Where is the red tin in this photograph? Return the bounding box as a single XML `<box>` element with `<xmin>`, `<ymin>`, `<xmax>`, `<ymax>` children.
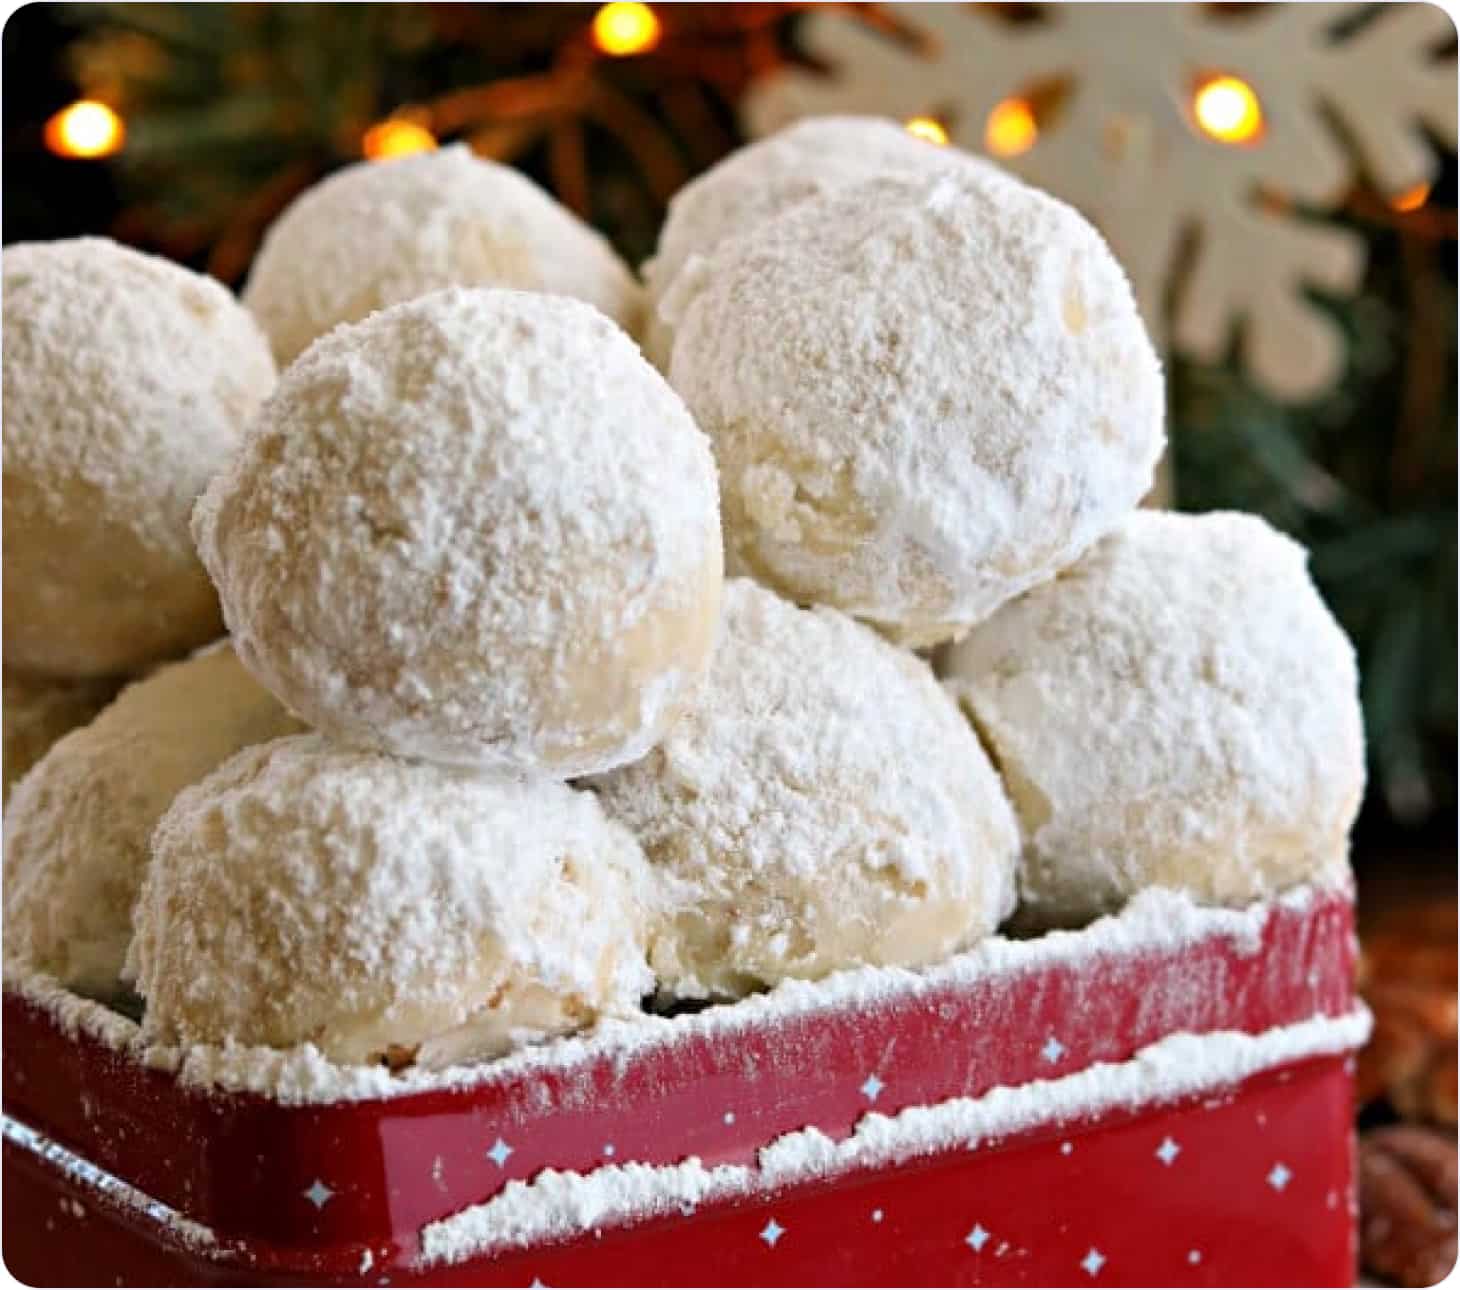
<box><xmin>3</xmin><ymin>889</ymin><xmax>1364</xmax><ymax>1287</ymax></box>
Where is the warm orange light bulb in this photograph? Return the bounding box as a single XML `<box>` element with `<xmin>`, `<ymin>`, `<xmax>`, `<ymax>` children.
<box><xmin>1193</xmin><ymin>74</ymin><xmax>1264</xmax><ymax>145</ymax></box>
<box><xmin>1389</xmin><ymin>181</ymin><xmax>1431</xmax><ymax>213</ymax></box>
<box><xmin>904</xmin><ymin>115</ymin><xmax>949</xmax><ymax>147</ymax></box>
<box><xmin>592</xmin><ymin>2</ymin><xmax>661</xmax><ymax>57</ymax></box>
<box><xmin>44</xmin><ymin>100</ymin><xmax>124</xmax><ymax>159</ymax></box>
<box><xmin>362</xmin><ymin>118</ymin><xmax>438</xmax><ymax>161</ymax></box>
<box><xmin>984</xmin><ymin>98</ymin><xmax>1037</xmax><ymax>158</ymax></box>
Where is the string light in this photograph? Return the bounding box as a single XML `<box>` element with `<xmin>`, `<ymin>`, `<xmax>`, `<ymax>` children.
<box><xmin>904</xmin><ymin>116</ymin><xmax>949</xmax><ymax>147</ymax></box>
<box><xmin>362</xmin><ymin>118</ymin><xmax>437</xmax><ymax>161</ymax></box>
<box><xmin>592</xmin><ymin>3</ymin><xmax>661</xmax><ymax>57</ymax></box>
<box><xmin>1389</xmin><ymin>181</ymin><xmax>1431</xmax><ymax>213</ymax></box>
<box><xmin>985</xmin><ymin>98</ymin><xmax>1037</xmax><ymax>158</ymax></box>
<box><xmin>1192</xmin><ymin>74</ymin><xmax>1264</xmax><ymax>145</ymax></box>
<box><xmin>44</xmin><ymin>100</ymin><xmax>124</xmax><ymax>159</ymax></box>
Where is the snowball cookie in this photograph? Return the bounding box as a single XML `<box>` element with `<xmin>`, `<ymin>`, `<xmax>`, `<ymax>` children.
<box><xmin>664</xmin><ymin>167</ymin><xmax>1165</xmax><ymax>648</ymax></box>
<box><xmin>643</xmin><ymin>115</ymin><xmax>979</xmax><ymax>367</ymax></box>
<box><xmin>196</xmin><ymin>288</ymin><xmax>722</xmax><ymax>775</ymax></box>
<box><xmin>2</xmin><ymin>645</ymin><xmax>303</xmax><ymax>998</ymax></box>
<box><xmin>243</xmin><ymin>145</ymin><xmax>642</xmax><ymax>368</ymax></box>
<box><xmin>131</xmin><ymin>735</ymin><xmax>657</xmax><ymax>1067</ymax></box>
<box><xmin>941</xmin><ymin>511</ymin><xmax>1366</xmax><ymax>928</ymax></box>
<box><xmin>591</xmin><ymin>578</ymin><xmax>1019</xmax><ymax>1000</ymax></box>
<box><xmin>3</xmin><ymin>670</ymin><xmax>120</xmax><ymax>802</ymax></box>
<box><xmin>3</xmin><ymin>239</ymin><xmax>276</xmax><ymax>677</ymax></box>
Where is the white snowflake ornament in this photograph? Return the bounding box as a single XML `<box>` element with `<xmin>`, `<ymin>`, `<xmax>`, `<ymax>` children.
<box><xmin>743</xmin><ymin>4</ymin><xmax>1455</xmax><ymax>400</ymax></box>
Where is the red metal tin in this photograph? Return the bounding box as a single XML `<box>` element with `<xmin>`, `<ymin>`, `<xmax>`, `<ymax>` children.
<box><xmin>2</xmin><ymin>890</ymin><xmax>1362</xmax><ymax>1286</ymax></box>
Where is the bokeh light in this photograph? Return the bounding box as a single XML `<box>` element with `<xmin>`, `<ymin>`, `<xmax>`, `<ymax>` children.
<box><xmin>1193</xmin><ymin>74</ymin><xmax>1264</xmax><ymax>145</ymax></box>
<box><xmin>592</xmin><ymin>3</ymin><xmax>661</xmax><ymax>57</ymax></box>
<box><xmin>44</xmin><ymin>100</ymin><xmax>124</xmax><ymax>159</ymax></box>
<box><xmin>984</xmin><ymin>98</ymin><xmax>1037</xmax><ymax>157</ymax></box>
<box><xmin>904</xmin><ymin>115</ymin><xmax>949</xmax><ymax>147</ymax></box>
<box><xmin>363</xmin><ymin>118</ymin><xmax>438</xmax><ymax>161</ymax></box>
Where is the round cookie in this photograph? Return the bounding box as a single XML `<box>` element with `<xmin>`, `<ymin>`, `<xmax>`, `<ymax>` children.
<box><xmin>244</xmin><ymin>145</ymin><xmax>642</xmax><ymax>367</ymax></box>
<box><xmin>940</xmin><ymin>511</ymin><xmax>1365</xmax><ymax>926</ymax></box>
<box><xmin>643</xmin><ymin>115</ymin><xmax>978</xmax><ymax>367</ymax></box>
<box><xmin>591</xmin><ymin>578</ymin><xmax>1019</xmax><ymax>1000</ymax></box>
<box><xmin>2</xmin><ymin>670</ymin><xmax>120</xmax><ymax>802</ymax></box>
<box><xmin>664</xmin><ymin>167</ymin><xmax>1165</xmax><ymax>647</ymax></box>
<box><xmin>131</xmin><ymin>735</ymin><xmax>657</xmax><ymax>1067</ymax></box>
<box><xmin>195</xmin><ymin>287</ymin><xmax>723</xmax><ymax>776</ymax></box>
<box><xmin>3</xmin><ymin>645</ymin><xmax>303</xmax><ymax>998</ymax></box>
<box><xmin>3</xmin><ymin>239</ymin><xmax>276</xmax><ymax>677</ymax></box>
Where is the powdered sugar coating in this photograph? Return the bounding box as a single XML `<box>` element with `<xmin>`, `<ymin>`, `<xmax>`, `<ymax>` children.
<box><xmin>131</xmin><ymin>734</ymin><xmax>658</xmax><ymax>1066</ymax></box>
<box><xmin>591</xmin><ymin>579</ymin><xmax>1018</xmax><ymax>999</ymax></box>
<box><xmin>665</xmin><ymin>167</ymin><xmax>1165</xmax><ymax>646</ymax></box>
<box><xmin>195</xmin><ymin>287</ymin><xmax>723</xmax><ymax>775</ymax></box>
<box><xmin>3</xmin><ymin>239</ymin><xmax>276</xmax><ymax>676</ymax></box>
<box><xmin>2</xmin><ymin>670</ymin><xmax>119</xmax><ymax>802</ymax></box>
<box><xmin>3</xmin><ymin>645</ymin><xmax>302</xmax><ymax>998</ymax></box>
<box><xmin>244</xmin><ymin>146</ymin><xmax>642</xmax><ymax>367</ymax></box>
<box><xmin>941</xmin><ymin>511</ymin><xmax>1365</xmax><ymax>926</ymax></box>
<box><xmin>642</xmin><ymin>116</ymin><xmax>980</xmax><ymax>366</ymax></box>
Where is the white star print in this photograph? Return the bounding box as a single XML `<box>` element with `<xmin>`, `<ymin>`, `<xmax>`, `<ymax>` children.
<box><xmin>1060</xmin><ymin>1141</ymin><xmax>1073</xmax><ymax>1155</ymax></box>
<box><xmin>965</xmin><ymin>1223</ymin><xmax>990</xmax><ymax>1252</ymax></box>
<box><xmin>723</xmin><ymin>1111</ymin><xmax>736</xmax><ymax>1125</ymax></box>
<box><xmin>760</xmin><ymin>1218</ymin><xmax>785</xmax><ymax>1247</ymax></box>
<box><xmin>1041</xmin><ymin>1036</ymin><xmax>1066</xmax><ymax>1063</ymax></box>
<box><xmin>1188</xmin><ymin>1250</ymin><xmax>1203</xmax><ymax>1265</ymax></box>
<box><xmin>603</xmin><ymin>1143</ymin><xmax>616</xmax><ymax>1157</ymax></box>
<box><xmin>302</xmin><ymin>1179</ymin><xmax>334</xmax><ymax>1210</ymax></box>
<box><xmin>1081</xmin><ymin>1247</ymin><xmax>1106</xmax><ymax>1277</ymax></box>
<box><xmin>1267</xmin><ymin>1162</ymin><xmax>1293</xmax><ymax>1191</ymax></box>
<box><xmin>860</xmin><ymin>1074</ymin><xmax>885</xmax><ymax>1102</ymax></box>
<box><xmin>871</xmin><ymin>1209</ymin><xmax>884</xmax><ymax>1223</ymax></box>
<box><xmin>1155</xmin><ymin>1137</ymin><xmax>1181</xmax><ymax>1166</ymax></box>
<box><xmin>486</xmin><ymin>1138</ymin><xmax>514</xmax><ymax>1168</ymax></box>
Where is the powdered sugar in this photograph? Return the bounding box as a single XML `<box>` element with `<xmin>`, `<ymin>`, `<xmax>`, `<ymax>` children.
<box><xmin>417</xmin><ymin>1007</ymin><xmax>1370</xmax><ymax>1265</ymax></box>
<box><xmin>663</xmin><ymin>165</ymin><xmax>1164</xmax><ymax>647</ymax></box>
<box><xmin>590</xmin><ymin>578</ymin><xmax>1018</xmax><ymax>998</ymax></box>
<box><xmin>131</xmin><ymin>734</ymin><xmax>657</xmax><ymax>1066</ymax></box>
<box><xmin>940</xmin><ymin>511</ymin><xmax>1366</xmax><ymax>926</ymax></box>
<box><xmin>3</xmin><ymin>238</ymin><xmax>275</xmax><ymax>677</ymax></box>
<box><xmin>642</xmin><ymin>115</ymin><xmax>983</xmax><ymax>366</ymax></box>
<box><xmin>5</xmin><ymin>882</ymin><xmax>1337</xmax><ymax>1105</ymax></box>
<box><xmin>195</xmin><ymin>287</ymin><xmax>722</xmax><ymax>775</ymax></box>
<box><xmin>3</xmin><ymin>644</ymin><xmax>302</xmax><ymax>998</ymax></box>
<box><xmin>244</xmin><ymin>145</ymin><xmax>642</xmax><ymax>367</ymax></box>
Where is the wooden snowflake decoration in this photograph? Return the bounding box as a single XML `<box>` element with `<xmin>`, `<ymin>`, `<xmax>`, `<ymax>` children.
<box><xmin>743</xmin><ymin>4</ymin><xmax>1455</xmax><ymax>400</ymax></box>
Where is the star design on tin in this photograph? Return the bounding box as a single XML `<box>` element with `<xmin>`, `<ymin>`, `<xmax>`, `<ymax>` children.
<box><xmin>302</xmin><ymin>1179</ymin><xmax>334</xmax><ymax>1210</ymax></box>
<box><xmin>1267</xmin><ymin>1162</ymin><xmax>1293</xmax><ymax>1191</ymax></box>
<box><xmin>1041</xmin><ymin>1035</ymin><xmax>1066</xmax><ymax>1064</ymax></box>
<box><xmin>860</xmin><ymin>1074</ymin><xmax>885</xmax><ymax>1103</ymax></box>
<box><xmin>871</xmin><ymin>1209</ymin><xmax>884</xmax><ymax>1223</ymax></box>
<box><xmin>760</xmin><ymin>1218</ymin><xmax>785</xmax><ymax>1248</ymax></box>
<box><xmin>965</xmin><ymin>1223</ymin><xmax>990</xmax><ymax>1252</ymax></box>
<box><xmin>1155</xmin><ymin>1136</ymin><xmax>1181</xmax><ymax>1166</ymax></box>
<box><xmin>1188</xmin><ymin>1250</ymin><xmax>1203</xmax><ymax>1265</ymax></box>
<box><xmin>486</xmin><ymin>1138</ymin><xmax>514</xmax><ymax>1169</ymax></box>
<box><xmin>1081</xmin><ymin>1247</ymin><xmax>1106</xmax><ymax>1277</ymax></box>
